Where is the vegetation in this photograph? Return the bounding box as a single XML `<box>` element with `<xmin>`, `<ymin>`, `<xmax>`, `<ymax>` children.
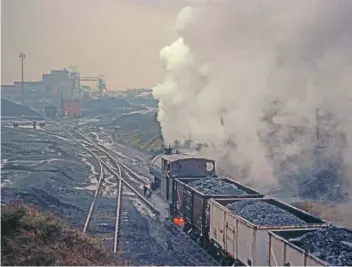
<box><xmin>1</xmin><ymin>204</ymin><xmax>124</xmax><ymax>266</ymax></box>
<box><xmin>113</xmin><ymin>113</ymin><xmax>163</xmax><ymax>153</ymax></box>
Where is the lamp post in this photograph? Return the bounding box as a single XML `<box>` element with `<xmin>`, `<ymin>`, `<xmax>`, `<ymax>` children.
<box><xmin>19</xmin><ymin>52</ymin><xmax>25</xmax><ymax>105</ymax></box>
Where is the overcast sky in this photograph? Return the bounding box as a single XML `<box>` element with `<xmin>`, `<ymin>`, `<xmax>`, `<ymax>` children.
<box><xmin>1</xmin><ymin>0</ymin><xmax>183</xmax><ymax>89</ymax></box>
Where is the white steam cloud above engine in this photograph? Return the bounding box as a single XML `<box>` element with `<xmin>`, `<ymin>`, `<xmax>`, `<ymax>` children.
<box><xmin>152</xmin><ymin>0</ymin><xmax>352</xmax><ymax>200</ymax></box>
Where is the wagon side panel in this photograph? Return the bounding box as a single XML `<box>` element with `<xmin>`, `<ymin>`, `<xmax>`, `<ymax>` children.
<box><xmin>209</xmin><ymin>201</ymin><xmax>226</xmax><ymax>248</ymax></box>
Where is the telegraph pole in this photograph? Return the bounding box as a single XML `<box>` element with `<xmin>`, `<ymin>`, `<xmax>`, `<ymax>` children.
<box><xmin>19</xmin><ymin>52</ymin><xmax>26</xmax><ymax>105</ymax></box>
<box><xmin>99</xmin><ymin>78</ymin><xmax>103</xmax><ymax>98</ymax></box>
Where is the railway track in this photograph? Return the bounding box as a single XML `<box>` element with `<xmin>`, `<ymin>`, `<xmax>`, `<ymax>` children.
<box><xmin>64</xmin><ymin>127</ymin><xmax>160</xmax><ymax>253</ymax></box>
<box><xmin>8</xmin><ymin>121</ymin><xmax>219</xmax><ymax>265</ymax></box>
<box><xmin>71</xmin><ymin>129</ymin><xmax>219</xmax><ymax>265</ymax></box>
<box><xmin>86</xmin><ymin>126</ymin><xmax>150</xmax><ymax>165</ymax></box>
<box><xmin>27</xmin><ymin>123</ymin><xmax>217</xmax><ymax>265</ymax></box>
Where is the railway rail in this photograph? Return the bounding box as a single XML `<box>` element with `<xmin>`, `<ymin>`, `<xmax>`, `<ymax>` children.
<box><xmin>9</xmin><ymin>119</ymin><xmax>350</xmax><ymax>266</ymax></box>
<box><xmin>86</xmin><ymin>126</ymin><xmax>150</xmax><ymax>166</ymax></box>
<box><xmin>64</xmin><ymin>127</ymin><xmax>160</xmax><ymax>253</ymax></box>
<box><xmin>69</xmin><ymin>129</ymin><xmax>156</xmax><ymax>206</ymax></box>
<box><xmin>74</xmin><ymin>129</ymin><xmax>219</xmax><ymax>265</ymax></box>
<box><xmin>30</xmin><ymin>123</ymin><xmax>219</xmax><ymax>265</ymax></box>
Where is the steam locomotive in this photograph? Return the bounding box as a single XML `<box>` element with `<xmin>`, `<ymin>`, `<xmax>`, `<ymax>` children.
<box><xmin>149</xmin><ymin>147</ymin><xmax>216</xmax><ymax>195</ymax></box>
<box><xmin>147</xmin><ymin>147</ymin><xmax>351</xmax><ymax>266</ymax></box>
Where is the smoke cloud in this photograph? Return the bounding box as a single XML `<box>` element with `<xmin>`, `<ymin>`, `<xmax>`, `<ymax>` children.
<box><xmin>152</xmin><ymin>0</ymin><xmax>352</xmax><ymax>201</ymax></box>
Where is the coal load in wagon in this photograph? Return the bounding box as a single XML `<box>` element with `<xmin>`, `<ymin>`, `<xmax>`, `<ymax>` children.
<box><xmin>289</xmin><ymin>227</ymin><xmax>352</xmax><ymax>266</ymax></box>
<box><xmin>226</xmin><ymin>200</ymin><xmax>307</xmax><ymax>226</ymax></box>
<box><xmin>188</xmin><ymin>178</ymin><xmax>246</xmax><ymax>196</ymax></box>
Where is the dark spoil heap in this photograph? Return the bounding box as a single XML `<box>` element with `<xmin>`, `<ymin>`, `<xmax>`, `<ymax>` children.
<box><xmin>226</xmin><ymin>199</ymin><xmax>307</xmax><ymax>226</ymax></box>
<box><xmin>289</xmin><ymin>227</ymin><xmax>352</xmax><ymax>266</ymax></box>
<box><xmin>188</xmin><ymin>178</ymin><xmax>246</xmax><ymax>196</ymax></box>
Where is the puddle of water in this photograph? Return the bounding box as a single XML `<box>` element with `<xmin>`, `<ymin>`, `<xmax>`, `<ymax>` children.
<box><xmin>74</xmin><ymin>184</ymin><xmax>97</xmax><ymax>191</ymax></box>
<box><xmin>123</xmin><ymin>191</ymin><xmax>135</xmax><ymax>197</ymax></box>
<box><xmin>81</xmin><ymin>157</ymin><xmax>98</xmax><ymax>175</ymax></box>
<box><xmin>1</xmin><ymin>179</ymin><xmax>13</xmax><ymax>187</ymax></box>
<box><xmin>1</xmin><ymin>158</ymin><xmax>8</xmax><ymax>168</ymax></box>
<box><xmin>38</xmin><ymin>158</ymin><xmax>60</xmax><ymax>164</ymax></box>
<box><xmin>20</xmin><ymin>124</ymin><xmax>42</xmax><ymax>129</ymax></box>
<box><xmin>88</xmin><ymin>174</ymin><xmax>98</xmax><ymax>184</ymax></box>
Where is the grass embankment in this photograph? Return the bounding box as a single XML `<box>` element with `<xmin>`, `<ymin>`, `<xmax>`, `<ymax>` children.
<box><xmin>1</xmin><ymin>98</ymin><xmax>42</xmax><ymax>117</ymax></box>
<box><xmin>113</xmin><ymin>113</ymin><xmax>163</xmax><ymax>153</ymax></box>
<box><xmin>1</xmin><ymin>204</ymin><xmax>125</xmax><ymax>266</ymax></box>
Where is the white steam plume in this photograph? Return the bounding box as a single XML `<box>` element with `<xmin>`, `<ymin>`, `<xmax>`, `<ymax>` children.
<box><xmin>153</xmin><ymin>0</ymin><xmax>352</xmax><ymax>201</ymax></box>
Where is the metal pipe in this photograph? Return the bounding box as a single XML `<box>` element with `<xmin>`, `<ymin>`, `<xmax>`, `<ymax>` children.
<box><xmin>19</xmin><ymin>52</ymin><xmax>25</xmax><ymax>105</ymax></box>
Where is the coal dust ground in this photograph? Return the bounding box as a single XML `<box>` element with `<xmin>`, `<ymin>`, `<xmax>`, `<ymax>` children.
<box><xmin>1</xmin><ymin>126</ymin><xmax>94</xmax><ymax>228</ymax></box>
<box><xmin>101</xmin><ymin>197</ymin><xmax>217</xmax><ymax>266</ymax></box>
<box><xmin>1</xmin><ymin>125</ymin><xmax>218</xmax><ymax>266</ymax></box>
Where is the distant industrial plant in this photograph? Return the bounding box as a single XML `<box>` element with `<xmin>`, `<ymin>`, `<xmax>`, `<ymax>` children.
<box><xmin>1</xmin><ymin>67</ymin><xmax>106</xmax><ymax>100</ymax></box>
<box><xmin>1</xmin><ymin>66</ymin><xmax>108</xmax><ymax>117</ymax></box>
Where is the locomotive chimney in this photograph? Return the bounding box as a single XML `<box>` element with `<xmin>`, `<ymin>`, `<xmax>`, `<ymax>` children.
<box><xmin>164</xmin><ymin>144</ymin><xmax>173</xmax><ymax>155</ymax></box>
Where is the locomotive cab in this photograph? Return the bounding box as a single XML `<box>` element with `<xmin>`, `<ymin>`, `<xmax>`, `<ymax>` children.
<box><xmin>151</xmin><ymin>160</ymin><xmax>170</xmax><ymax>190</ymax></box>
<box><xmin>148</xmin><ymin>148</ymin><xmax>216</xmax><ymax>202</ymax></box>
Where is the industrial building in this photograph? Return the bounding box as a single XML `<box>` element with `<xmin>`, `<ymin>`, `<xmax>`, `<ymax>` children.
<box><xmin>1</xmin><ymin>67</ymin><xmax>107</xmax><ymax>118</ymax></box>
<box><xmin>1</xmin><ymin>69</ymin><xmax>71</xmax><ymax>98</ymax></box>
<box><xmin>1</xmin><ymin>68</ymin><xmax>106</xmax><ymax>100</ymax></box>
<box><xmin>62</xmin><ymin>99</ymin><xmax>79</xmax><ymax>117</ymax></box>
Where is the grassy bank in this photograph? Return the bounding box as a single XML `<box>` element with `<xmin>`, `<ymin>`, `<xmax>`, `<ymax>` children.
<box><xmin>1</xmin><ymin>204</ymin><xmax>125</xmax><ymax>266</ymax></box>
<box><xmin>112</xmin><ymin>113</ymin><xmax>163</xmax><ymax>153</ymax></box>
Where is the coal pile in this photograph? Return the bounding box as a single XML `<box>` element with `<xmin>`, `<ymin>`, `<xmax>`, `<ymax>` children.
<box><xmin>226</xmin><ymin>200</ymin><xmax>307</xmax><ymax>226</ymax></box>
<box><xmin>290</xmin><ymin>227</ymin><xmax>352</xmax><ymax>266</ymax></box>
<box><xmin>188</xmin><ymin>178</ymin><xmax>246</xmax><ymax>196</ymax></box>
<box><xmin>1</xmin><ymin>98</ymin><xmax>42</xmax><ymax>117</ymax></box>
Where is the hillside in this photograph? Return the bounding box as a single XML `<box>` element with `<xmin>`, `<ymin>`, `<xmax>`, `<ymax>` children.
<box><xmin>79</xmin><ymin>98</ymin><xmax>131</xmax><ymax>115</ymax></box>
<box><xmin>1</xmin><ymin>98</ymin><xmax>43</xmax><ymax>117</ymax></box>
<box><xmin>1</xmin><ymin>204</ymin><xmax>125</xmax><ymax>266</ymax></box>
<box><xmin>112</xmin><ymin>113</ymin><xmax>163</xmax><ymax>153</ymax></box>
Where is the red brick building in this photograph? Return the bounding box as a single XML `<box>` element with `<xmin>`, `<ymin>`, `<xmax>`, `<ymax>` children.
<box><xmin>62</xmin><ymin>99</ymin><xmax>79</xmax><ymax>117</ymax></box>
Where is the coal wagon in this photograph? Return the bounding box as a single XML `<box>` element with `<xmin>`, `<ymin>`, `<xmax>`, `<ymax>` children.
<box><xmin>173</xmin><ymin>177</ymin><xmax>264</xmax><ymax>244</ymax></box>
<box><xmin>209</xmin><ymin>198</ymin><xmax>330</xmax><ymax>266</ymax></box>
<box><xmin>268</xmin><ymin>227</ymin><xmax>352</xmax><ymax>266</ymax></box>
